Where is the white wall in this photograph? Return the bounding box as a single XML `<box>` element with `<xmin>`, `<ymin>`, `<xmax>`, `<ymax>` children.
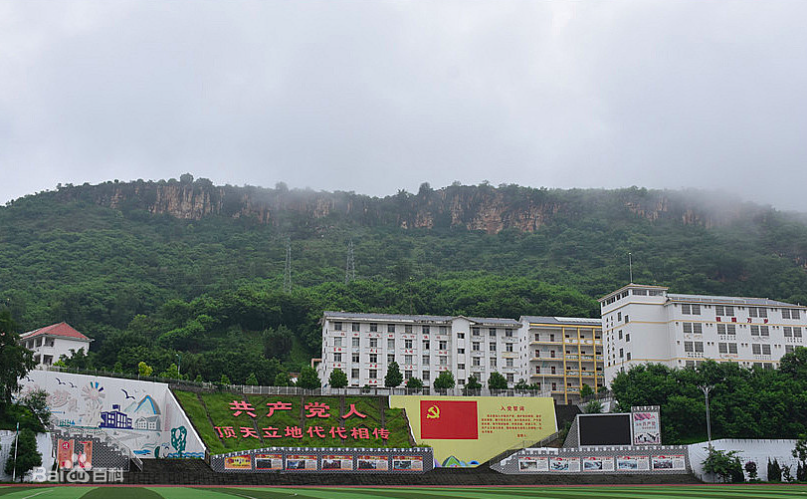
<box><xmin>688</xmin><ymin>439</ymin><xmax>800</xmax><ymax>481</ymax></box>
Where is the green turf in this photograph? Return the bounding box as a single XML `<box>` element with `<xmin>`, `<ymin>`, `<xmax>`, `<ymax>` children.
<box><xmin>0</xmin><ymin>485</ymin><xmax>806</xmax><ymax>499</ymax></box>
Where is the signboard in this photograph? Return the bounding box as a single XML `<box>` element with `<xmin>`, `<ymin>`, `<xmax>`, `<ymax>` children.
<box><xmin>357</xmin><ymin>455</ymin><xmax>389</xmax><ymax>471</ymax></box>
<box><xmin>392</xmin><ymin>455</ymin><xmax>423</xmax><ymax>471</ymax></box>
<box><xmin>224</xmin><ymin>455</ymin><xmax>252</xmax><ymax>470</ymax></box>
<box><xmin>254</xmin><ymin>453</ymin><xmax>283</xmax><ymax>470</ymax></box>
<box><xmin>517</xmin><ymin>456</ymin><xmax>549</xmax><ymax>472</ymax></box>
<box><xmin>652</xmin><ymin>455</ymin><xmax>686</xmax><ymax>471</ymax></box>
<box><xmin>390</xmin><ymin>395</ymin><xmax>556</xmax><ymax>467</ymax></box>
<box><xmin>549</xmin><ymin>456</ymin><xmax>580</xmax><ymax>472</ymax></box>
<box><xmin>57</xmin><ymin>439</ymin><xmax>74</xmax><ymax>469</ymax></box>
<box><xmin>77</xmin><ymin>441</ymin><xmax>93</xmax><ymax>469</ymax></box>
<box><xmin>632</xmin><ymin>412</ymin><xmax>661</xmax><ymax>445</ymax></box>
<box><xmin>578</xmin><ymin>414</ymin><xmax>632</xmax><ymax>446</ymax></box>
<box><xmin>616</xmin><ymin>455</ymin><xmax>650</xmax><ymax>471</ymax></box>
<box><xmin>322</xmin><ymin>454</ymin><xmax>354</xmax><ymax>471</ymax></box>
<box><xmin>582</xmin><ymin>456</ymin><xmax>614</xmax><ymax>472</ymax></box>
<box><xmin>285</xmin><ymin>455</ymin><xmax>318</xmax><ymax>470</ymax></box>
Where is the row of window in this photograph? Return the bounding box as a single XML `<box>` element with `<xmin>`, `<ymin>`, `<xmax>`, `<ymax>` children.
<box><xmin>331</xmin><ymin>322</ymin><xmax>515</xmax><ymax>336</ymax></box>
<box><xmin>681</xmin><ymin>304</ymin><xmax>800</xmax><ymax>319</ymax></box>
<box><xmin>684</xmin><ymin>341</ymin><xmax>773</xmax><ymax>355</ymax></box>
<box><xmin>683</xmin><ymin>323</ymin><xmax>801</xmax><ymax>338</ymax></box>
<box><xmin>335</xmin><ymin>352</ymin><xmax>517</xmax><ymax>368</ymax></box>
<box><xmin>332</xmin><ymin>336</ymin><xmax>518</xmax><ymax>352</ymax></box>
<box><xmin>351</xmin><ymin>368</ymin><xmax>516</xmax><ymax>384</ymax></box>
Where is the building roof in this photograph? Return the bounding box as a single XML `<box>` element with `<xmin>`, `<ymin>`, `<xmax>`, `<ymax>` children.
<box><xmin>522</xmin><ymin>316</ymin><xmax>602</xmax><ymax>326</ymax></box>
<box><xmin>667</xmin><ymin>293</ymin><xmax>802</xmax><ymax>308</ymax></box>
<box><xmin>322</xmin><ymin>312</ymin><xmax>521</xmax><ymax>326</ymax></box>
<box><xmin>598</xmin><ymin>283</ymin><xmax>669</xmax><ymax>302</ymax></box>
<box><xmin>19</xmin><ymin>322</ymin><xmax>92</xmax><ymax>342</ymax></box>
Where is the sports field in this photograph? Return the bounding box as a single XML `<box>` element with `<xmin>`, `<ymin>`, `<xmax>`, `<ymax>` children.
<box><xmin>2</xmin><ymin>485</ymin><xmax>807</xmax><ymax>499</ymax></box>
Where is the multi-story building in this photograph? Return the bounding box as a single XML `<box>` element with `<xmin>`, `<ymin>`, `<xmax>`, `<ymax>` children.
<box><xmin>519</xmin><ymin>316</ymin><xmax>604</xmax><ymax>404</ymax></box>
<box><xmin>19</xmin><ymin>322</ymin><xmax>92</xmax><ymax>367</ymax></box>
<box><xmin>599</xmin><ymin>283</ymin><xmax>807</xmax><ymax>384</ymax></box>
<box><xmin>318</xmin><ymin>312</ymin><xmax>522</xmax><ymax>389</ymax></box>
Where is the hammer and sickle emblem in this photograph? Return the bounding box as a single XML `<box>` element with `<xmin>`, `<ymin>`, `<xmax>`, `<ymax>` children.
<box><xmin>426</xmin><ymin>405</ymin><xmax>440</xmax><ymax>419</ymax></box>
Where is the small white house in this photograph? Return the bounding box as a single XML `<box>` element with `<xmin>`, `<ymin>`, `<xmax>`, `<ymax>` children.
<box><xmin>19</xmin><ymin>322</ymin><xmax>92</xmax><ymax>366</ymax></box>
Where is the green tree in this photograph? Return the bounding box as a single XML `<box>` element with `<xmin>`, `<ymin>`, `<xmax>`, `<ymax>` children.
<box><xmin>329</xmin><ymin>368</ymin><xmax>348</xmax><ymax>388</ymax></box>
<box><xmin>0</xmin><ymin>311</ymin><xmax>35</xmax><ymax>408</ymax></box>
<box><xmin>584</xmin><ymin>400</ymin><xmax>603</xmax><ymax>414</ymax></box>
<box><xmin>384</xmin><ymin>361</ymin><xmax>403</xmax><ymax>388</ymax></box>
<box><xmin>405</xmin><ymin>377</ymin><xmax>423</xmax><ymax>390</ymax></box>
<box><xmin>194</xmin><ymin>374</ymin><xmax>203</xmax><ymax>383</ymax></box>
<box><xmin>433</xmin><ymin>370</ymin><xmax>455</xmax><ymax>390</ymax></box>
<box><xmin>466</xmin><ymin>375</ymin><xmax>482</xmax><ymax>391</ymax></box>
<box><xmin>20</xmin><ymin>389</ymin><xmax>51</xmax><ymax>427</ymax></box>
<box><xmin>702</xmin><ymin>449</ymin><xmax>744</xmax><ymax>483</ymax></box>
<box><xmin>768</xmin><ymin>458</ymin><xmax>782</xmax><ymax>482</ymax></box>
<box><xmin>488</xmin><ymin>371</ymin><xmax>508</xmax><ymax>390</ymax></box>
<box><xmin>274</xmin><ymin>371</ymin><xmax>292</xmax><ymax>386</ymax></box>
<box><xmin>297</xmin><ymin>366</ymin><xmax>321</xmax><ymax>389</ymax></box>
<box><xmin>263</xmin><ymin>326</ymin><xmax>294</xmax><ymax>360</ymax></box>
<box><xmin>220</xmin><ymin>374</ymin><xmax>231</xmax><ymax>384</ymax></box>
<box><xmin>138</xmin><ymin>361</ymin><xmax>153</xmax><ymax>377</ymax></box>
<box><xmin>245</xmin><ymin>372</ymin><xmax>259</xmax><ymax>386</ymax></box>
<box><xmin>579</xmin><ymin>384</ymin><xmax>595</xmax><ymax>400</ymax></box>
<box><xmin>4</xmin><ymin>428</ymin><xmax>42</xmax><ymax>481</ymax></box>
<box><xmin>159</xmin><ymin>363</ymin><xmax>181</xmax><ymax>380</ymax></box>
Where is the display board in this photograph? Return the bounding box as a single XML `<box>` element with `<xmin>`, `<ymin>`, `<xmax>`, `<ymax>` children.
<box><xmin>390</xmin><ymin>395</ymin><xmax>556</xmax><ymax>467</ymax></box>
<box><xmin>578</xmin><ymin>414</ymin><xmax>632</xmax><ymax>446</ymax></box>
<box><xmin>632</xmin><ymin>411</ymin><xmax>661</xmax><ymax>445</ymax></box>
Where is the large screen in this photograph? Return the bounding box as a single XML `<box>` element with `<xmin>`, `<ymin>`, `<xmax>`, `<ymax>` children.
<box><xmin>578</xmin><ymin>414</ymin><xmax>632</xmax><ymax>446</ymax></box>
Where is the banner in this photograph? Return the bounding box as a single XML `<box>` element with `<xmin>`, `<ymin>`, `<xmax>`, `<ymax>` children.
<box><xmin>392</xmin><ymin>455</ymin><xmax>423</xmax><ymax>471</ymax></box>
<box><xmin>518</xmin><ymin>456</ymin><xmax>549</xmax><ymax>472</ymax></box>
<box><xmin>582</xmin><ymin>456</ymin><xmax>614</xmax><ymax>472</ymax></box>
<box><xmin>616</xmin><ymin>455</ymin><xmax>650</xmax><ymax>471</ymax></box>
<box><xmin>549</xmin><ymin>457</ymin><xmax>580</xmax><ymax>472</ymax></box>
<box><xmin>224</xmin><ymin>454</ymin><xmax>252</xmax><ymax>470</ymax></box>
<box><xmin>57</xmin><ymin>439</ymin><xmax>74</xmax><ymax>469</ymax></box>
<box><xmin>77</xmin><ymin>441</ymin><xmax>93</xmax><ymax>469</ymax></box>
<box><xmin>632</xmin><ymin>412</ymin><xmax>661</xmax><ymax>445</ymax></box>
<box><xmin>357</xmin><ymin>455</ymin><xmax>389</xmax><ymax>471</ymax></box>
<box><xmin>390</xmin><ymin>395</ymin><xmax>556</xmax><ymax>467</ymax></box>
<box><xmin>652</xmin><ymin>455</ymin><xmax>686</xmax><ymax>471</ymax></box>
<box><xmin>285</xmin><ymin>455</ymin><xmax>317</xmax><ymax>470</ymax></box>
<box><xmin>254</xmin><ymin>453</ymin><xmax>283</xmax><ymax>471</ymax></box>
<box><xmin>322</xmin><ymin>454</ymin><xmax>353</xmax><ymax>471</ymax></box>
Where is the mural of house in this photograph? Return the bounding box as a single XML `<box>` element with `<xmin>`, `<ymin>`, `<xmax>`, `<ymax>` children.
<box><xmin>127</xmin><ymin>395</ymin><xmax>162</xmax><ymax>431</ymax></box>
<box><xmin>100</xmin><ymin>404</ymin><xmax>133</xmax><ymax>429</ymax></box>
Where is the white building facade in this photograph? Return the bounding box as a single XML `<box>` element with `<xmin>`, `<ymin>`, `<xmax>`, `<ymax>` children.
<box><xmin>599</xmin><ymin>284</ymin><xmax>807</xmax><ymax>385</ymax></box>
<box><xmin>318</xmin><ymin>312</ymin><xmax>523</xmax><ymax>390</ymax></box>
<box><xmin>19</xmin><ymin>322</ymin><xmax>92</xmax><ymax>367</ymax></box>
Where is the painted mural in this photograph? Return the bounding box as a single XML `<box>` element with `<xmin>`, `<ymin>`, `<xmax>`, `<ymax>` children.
<box><xmin>20</xmin><ymin>370</ymin><xmax>206</xmax><ymax>459</ymax></box>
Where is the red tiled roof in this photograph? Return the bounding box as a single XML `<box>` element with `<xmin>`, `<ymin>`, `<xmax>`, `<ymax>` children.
<box><xmin>20</xmin><ymin>322</ymin><xmax>91</xmax><ymax>341</ymax></box>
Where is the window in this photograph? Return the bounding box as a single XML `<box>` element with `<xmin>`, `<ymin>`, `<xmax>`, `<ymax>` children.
<box><xmin>405</xmin><ymin>339</ymin><xmax>413</xmax><ymax>349</ymax></box>
<box><xmin>369</xmin><ymin>354</ymin><xmax>378</xmax><ymax>363</ymax></box>
<box><xmin>506</xmin><ymin>343</ymin><xmax>514</xmax><ymax>352</ymax></box>
<box><xmin>618</xmin><ymin>312</ymin><xmax>622</xmax><ymax>321</ymax></box>
<box><xmin>795</xmin><ymin>327</ymin><xmax>803</xmax><ymax>338</ymax></box>
<box><xmin>490</xmin><ymin>342</ymin><xmax>497</xmax><ymax>352</ymax></box>
<box><xmin>619</xmin><ymin>330</ymin><xmax>623</xmax><ymax>339</ymax></box>
<box><xmin>490</xmin><ymin>358</ymin><xmax>497</xmax><ymax>367</ymax></box>
<box><xmin>352</xmin><ymin>337</ymin><xmax>360</xmax><ymax>348</ymax></box>
<box><xmin>749</xmin><ymin>307</ymin><xmax>757</xmax><ymax>318</ymax></box>
<box><xmin>783</xmin><ymin>309</ymin><xmax>791</xmax><ymax>319</ymax></box>
<box><xmin>388</xmin><ymin>324</ymin><xmax>396</xmax><ymax>333</ymax></box>
<box><xmin>405</xmin><ymin>324</ymin><xmax>412</xmax><ymax>333</ymax></box>
<box><xmin>626</xmin><ymin>334</ymin><xmax>631</xmax><ymax>342</ymax></box>
<box><xmin>458</xmin><ymin>363</ymin><xmax>465</xmax><ymax>370</ymax></box>
<box><xmin>682</xmin><ymin>304</ymin><xmax>690</xmax><ymax>314</ymax></box>
<box><xmin>686</xmin><ymin>360</ymin><xmax>695</xmax><ymax>368</ymax></box>
<box><xmin>422</xmin><ymin>371</ymin><xmax>430</xmax><ymax>381</ymax></box>
<box><xmin>458</xmin><ymin>378</ymin><xmax>465</xmax><ymax>386</ymax></box>
<box><xmin>369</xmin><ymin>369</ymin><xmax>377</xmax><ymax>379</ymax></box>
<box><xmin>506</xmin><ymin>358</ymin><xmax>514</xmax><ymax>367</ymax></box>
<box><xmin>793</xmin><ymin>310</ymin><xmax>801</xmax><ymax>320</ymax></box>
<box><xmin>761</xmin><ymin>326</ymin><xmax>770</xmax><ymax>337</ymax></box>
<box><xmin>694</xmin><ymin>323</ymin><xmax>703</xmax><ymax>334</ymax></box>
<box><xmin>473</xmin><ymin>357</ymin><xmax>481</xmax><ymax>366</ymax></box>
<box><xmin>405</xmin><ymin>355</ymin><xmax>413</xmax><ymax>364</ymax></box>
<box><xmin>719</xmin><ymin>343</ymin><xmax>728</xmax><ymax>354</ymax></box>
<box><xmin>752</xmin><ymin>344</ymin><xmax>761</xmax><ymax>355</ymax></box>
<box><xmin>334</xmin><ymin>337</ymin><xmax>342</xmax><ymax>347</ymax></box>
<box><xmin>625</xmin><ymin>315</ymin><xmax>630</xmax><ymax>323</ymax></box>
<box><xmin>472</xmin><ymin>327</ymin><xmax>480</xmax><ymax>336</ymax></box>
<box><xmin>422</xmin><ymin>355</ymin><xmax>430</xmax><ymax>365</ymax></box>
<box><xmin>715</xmin><ymin>305</ymin><xmax>735</xmax><ymax>316</ymax></box>
<box><xmin>489</xmin><ymin>328</ymin><xmax>497</xmax><ymax>337</ymax></box>
<box><xmin>423</xmin><ymin>340</ymin><xmax>430</xmax><ymax>350</ymax></box>
<box><xmin>684</xmin><ymin>342</ymin><xmax>694</xmax><ymax>352</ymax></box>
<box><xmin>727</xmin><ymin>324</ymin><xmax>736</xmax><ymax>335</ymax></box>
<box><xmin>472</xmin><ymin>342</ymin><xmax>480</xmax><ymax>351</ymax></box>
<box><xmin>619</xmin><ymin>348</ymin><xmax>624</xmax><ymax>357</ymax></box>
<box><xmin>369</xmin><ymin>338</ymin><xmax>378</xmax><ymax>348</ymax></box>
<box><xmin>439</xmin><ymin>326</ymin><xmax>448</xmax><ymax>334</ymax></box>
<box><xmin>439</xmin><ymin>340</ymin><xmax>447</xmax><ymax>350</ymax></box>
<box><xmin>763</xmin><ymin>344</ymin><xmax>771</xmax><ymax>355</ymax></box>
<box><xmin>351</xmin><ymin>368</ymin><xmax>359</xmax><ymax>378</ymax></box>
<box><xmin>694</xmin><ymin>342</ymin><xmax>704</xmax><ymax>353</ymax></box>
<box><xmin>388</xmin><ymin>354</ymin><xmax>395</xmax><ymax>364</ymax></box>
<box><xmin>729</xmin><ymin>343</ymin><xmax>737</xmax><ymax>354</ymax></box>
<box><xmin>388</xmin><ymin>339</ymin><xmax>395</xmax><ymax>349</ymax></box>
<box><xmin>633</xmin><ymin>288</ymin><xmax>647</xmax><ymax>296</ymax></box>
<box><xmin>786</xmin><ymin>345</ymin><xmax>795</xmax><ymax>354</ymax></box>
<box><xmin>458</xmin><ymin>348</ymin><xmax>465</xmax><ymax>354</ymax></box>
<box><xmin>352</xmin><ymin>353</ymin><xmax>360</xmax><ymax>363</ymax></box>
<box><xmin>422</xmin><ymin>325</ymin><xmax>430</xmax><ymax>334</ymax></box>
<box><xmin>626</xmin><ymin>352</ymin><xmax>632</xmax><ymax>361</ymax></box>
<box><xmin>785</xmin><ymin>327</ymin><xmax>793</xmax><ymax>337</ymax></box>
<box><xmin>439</xmin><ymin>356</ymin><xmax>448</xmax><ymax>365</ymax></box>
<box><xmin>505</xmin><ymin>329</ymin><xmax>513</xmax><ymax>337</ymax></box>
<box><xmin>370</xmin><ymin>323</ymin><xmax>378</xmax><ymax>332</ymax></box>
<box><xmin>405</xmin><ymin>370</ymin><xmax>412</xmax><ymax>380</ymax></box>
<box><xmin>506</xmin><ymin>373</ymin><xmax>514</xmax><ymax>383</ymax></box>
<box><xmin>751</xmin><ymin>326</ymin><xmax>760</xmax><ymax>336</ymax></box>
<box><xmin>334</xmin><ymin>322</ymin><xmax>343</xmax><ymax>331</ymax></box>
<box><xmin>334</xmin><ymin>353</ymin><xmax>342</xmax><ymax>362</ymax></box>
<box><xmin>457</xmin><ymin>332</ymin><xmax>465</xmax><ymax>339</ymax></box>
<box><xmin>352</xmin><ymin>322</ymin><xmax>360</xmax><ymax>332</ymax></box>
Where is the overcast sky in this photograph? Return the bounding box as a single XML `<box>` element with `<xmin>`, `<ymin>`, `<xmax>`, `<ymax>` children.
<box><xmin>1</xmin><ymin>1</ymin><xmax>806</xmax><ymax>210</ymax></box>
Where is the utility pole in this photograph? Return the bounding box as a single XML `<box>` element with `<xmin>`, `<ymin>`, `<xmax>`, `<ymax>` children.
<box><xmin>283</xmin><ymin>238</ymin><xmax>292</xmax><ymax>293</ymax></box>
<box><xmin>12</xmin><ymin>421</ymin><xmax>19</xmax><ymax>482</ymax></box>
<box><xmin>345</xmin><ymin>240</ymin><xmax>356</xmax><ymax>284</ymax></box>
<box><xmin>699</xmin><ymin>384</ymin><xmax>714</xmax><ymax>452</ymax></box>
<box><xmin>628</xmin><ymin>252</ymin><xmax>633</xmax><ymax>283</ymax></box>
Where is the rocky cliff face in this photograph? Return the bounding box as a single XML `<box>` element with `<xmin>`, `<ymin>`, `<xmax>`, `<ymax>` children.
<box><xmin>51</xmin><ymin>179</ymin><xmax>752</xmax><ymax>234</ymax></box>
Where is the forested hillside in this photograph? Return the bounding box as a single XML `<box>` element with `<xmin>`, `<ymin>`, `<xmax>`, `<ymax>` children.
<box><xmin>2</xmin><ymin>177</ymin><xmax>807</xmax><ymax>382</ymax></box>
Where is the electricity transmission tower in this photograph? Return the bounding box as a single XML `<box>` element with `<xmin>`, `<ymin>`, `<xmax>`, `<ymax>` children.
<box><xmin>345</xmin><ymin>240</ymin><xmax>356</xmax><ymax>284</ymax></box>
<box><xmin>283</xmin><ymin>238</ymin><xmax>292</xmax><ymax>293</ymax></box>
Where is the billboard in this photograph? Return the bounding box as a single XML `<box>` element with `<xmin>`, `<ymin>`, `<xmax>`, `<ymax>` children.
<box><xmin>582</xmin><ymin>456</ymin><xmax>614</xmax><ymax>472</ymax></box>
<box><xmin>224</xmin><ymin>455</ymin><xmax>252</xmax><ymax>470</ymax></box>
<box><xmin>616</xmin><ymin>455</ymin><xmax>650</xmax><ymax>471</ymax></box>
<box><xmin>254</xmin><ymin>454</ymin><xmax>283</xmax><ymax>470</ymax></box>
<box><xmin>390</xmin><ymin>395</ymin><xmax>556</xmax><ymax>467</ymax></box>
<box><xmin>652</xmin><ymin>455</ymin><xmax>686</xmax><ymax>471</ymax></box>
<box><xmin>632</xmin><ymin>411</ymin><xmax>661</xmax><ymax>445</ymax></box>
<box><xmin>518</xmin><ymin>456</ymin><xmax>549</xmax><ymax>472</ymax></box>
<box><xmin>578</xmin><ymin>414</ymin><xmax>632</xmax><ymax>446</ymax></box>
<box><xmin>322</xmin><ymin>455</ymin><xmax>353</xmax><ymax>471</ymax></box>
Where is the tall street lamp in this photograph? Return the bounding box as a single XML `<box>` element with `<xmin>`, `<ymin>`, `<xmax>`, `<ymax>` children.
<box><xmin>698</xmin><ymin>384</ymin><xmax>714</xmax><ymax>451</ymax></box>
